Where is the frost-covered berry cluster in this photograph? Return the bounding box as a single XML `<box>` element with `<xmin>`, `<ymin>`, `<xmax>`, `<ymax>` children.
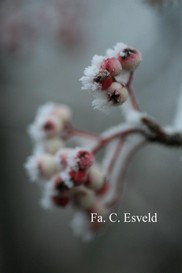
<box><xmin>80</xmin><ymin>43</ymin><xmax>141</xmax><ymax>111</ymax></box>
<box><xmin>26</xmin><ymin>42</ymin><xmax>182</xmax><ymax>240</ymax></box>
<box><xmin>26</xmin><ymin>102</ymin><xmax>111</xmax><ymax>240</ymax></box>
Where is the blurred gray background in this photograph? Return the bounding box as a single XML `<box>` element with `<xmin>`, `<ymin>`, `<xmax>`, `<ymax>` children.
<box><xmin>1</xmin><ymin>0</ymin><xmax>182</xmax><ymax>272</ymax></box>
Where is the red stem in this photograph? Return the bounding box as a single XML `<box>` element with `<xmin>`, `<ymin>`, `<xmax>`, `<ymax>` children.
<box><xmin>106</xmin><ymin>138</ymin><xmax>145</xmax><ymax>210</ymax></box>
<box><xmin>126</xmin><ymin>72</ymin><xmax>140</xmax><ymax>111</ymax></box>
<box><xmin>64</xmin><ymin>125</ymin><xmax>99</xmax><ymax>140</ymax></box>
<box><xmin>107</xmin><ymin>138</ymin><xmax>124</xmax><ymax>175</ymax></box>
<box><xmin>72</xmin><ymin>127</ymin><xmax>99</xmax><ymax>139</ymax></box>
<box><xmin>92</xmin><ymin>128</ymin><xmax>144</xmax><ymax>154</ymax></box>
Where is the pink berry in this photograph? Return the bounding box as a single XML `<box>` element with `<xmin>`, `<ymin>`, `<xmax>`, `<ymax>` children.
<box><xmin>76</xmin><ymin>150</ymin><xmax>94</xmax><ymax>170</ymax></box>
<box><xmin>107</xmin><ymin>82</ymin><xmax>128</xmax><ymax>105</ymax></box>
<box><xmin>94</xmin><ymin>70</ymin><xmax>112</xmax><ymax>90</ymax></box>
<box><xmin>69</xmin><ymin>170</ymin><xmax>87</xmax><ymax>185</ymax></box>
<box><xmin>101</xmin><ymin>57</ymin><xmax>122</xmax><ymax>77</ymax></box>
<box><xmin>119</xmin><ymin>48</ymin><xmax>142</xmax><ymax>71</ymax></box>
<box><xmin>101</xmin><ymin>76</ymin><xmax>113</xmax><ymax>90</ymax></box>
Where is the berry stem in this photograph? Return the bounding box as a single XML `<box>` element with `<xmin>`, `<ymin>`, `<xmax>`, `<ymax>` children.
<box><xmin>107</xmin><ymin>138</ymin><xmax>124</xmax><ymax>176</ymax></box>
<box><xmin>126</xmin><ymin>72</ymin><xmax>140</xmax><ymax>111</ymax></box>
<box><xmin>63</xmin><ymin>124</ymin><xmax>100</xmax><ymax>140</ymax></box>
<box><xmin>105</xmin><ymin>136</ymin><xmax>145</xmax><ymax>210</ymax></box>
<box><xmin>92</xmin><ymin>128</ymin><xmax>144</xmax><ymax>154</ymax></box>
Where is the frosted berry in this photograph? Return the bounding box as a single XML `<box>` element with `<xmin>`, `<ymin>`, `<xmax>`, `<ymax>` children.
<box><xmin>101</xmin><ymin>57</ymin><xmax>122</xmax><ymax>77</ymax></box>
<box><xmin>76</xmin><ymin>150</ymin><xmax>94</xmax><ymax>170</ymax></box>
<box><xmin>119</xmin><ymin>48</ymin><xmax>141</xmax><ymax>71</ymax></box>
<box><xmin>94</xmin><ymin>70</ymin><xmax>112</xmax><ymax>90</ymax></box>
<box><xmin>69</xmin><ymin>170</ymin><xmax>87</xmax><ymax>186</ymax></box>
<box><xmin>75</xmin><ymin>190</ymin><xmax>95</xmax><ymax>210</ymax></box>
<box><xmin>38</xmin><ymin>154</ymin><xmax>59</xmax><ymax>178</ymax></box>
<box><xmin>107</xmin><ymin>82</ymin><xmax>128</xmax><ymax>105</ymax></box>
<box><xmin>43</xmin><ymin>138</ymin><xmax>64</xmax><ymax>154</ymax></box>
<box><xmin>86</xmin><ymin>165</ymin><xmax>105</xmax><ymax>191</ymax></box>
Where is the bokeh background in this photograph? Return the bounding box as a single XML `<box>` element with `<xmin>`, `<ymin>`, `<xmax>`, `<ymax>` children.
<box><xmin>1</xmin><ymin>0</ymin><xmax>182</xmax><ymax>272</ymax></box>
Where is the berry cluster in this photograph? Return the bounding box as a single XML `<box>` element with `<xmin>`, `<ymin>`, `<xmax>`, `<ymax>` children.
<box><xmin>26</xmin><ymin>43</ymin><xmax>144</xmax><ymax>240</ymax></box>
<box><xmin>25</xmin><ymin>102</ymin><xmax>108</xmax><ymax>232</ymax></box>
<box><xmin>80</xmin><ymin>43</ymin><xmax>141</xmax><ymax>111</ymax></box>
